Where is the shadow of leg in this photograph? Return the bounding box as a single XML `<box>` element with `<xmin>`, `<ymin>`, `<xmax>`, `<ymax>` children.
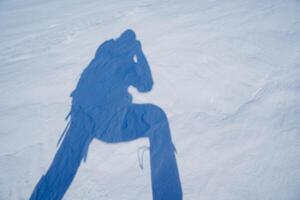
<box><xmin>131</xmin><ymin>104</ymin><xmax>182</xmax><ymax>200</ymax></box>
<box><xmin>93</xmin><ymin>103</ymin><xmax>183</xmax><ymax>200</ymax></box>
<box><xmin>30</xmin><ymin>111</ymin><xmax>94</xmax><ymax>200</ymax></box>
<box><xmin>149</xmin><ymin>121</ymin><xmax>182</xmax><ymax>200</ymax></box>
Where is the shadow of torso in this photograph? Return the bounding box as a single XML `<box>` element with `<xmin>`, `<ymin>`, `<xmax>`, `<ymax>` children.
<box><xmin>72</xmin><ymin>39</ymin><xmax>135</xmax><ymax>110</ymax></box>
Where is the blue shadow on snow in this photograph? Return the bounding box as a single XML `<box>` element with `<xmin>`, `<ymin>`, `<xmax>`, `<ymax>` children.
<box><xmin>30</xmin><ymin>29</ymin><xmax>182</xmax><ymax>200</ymax></box>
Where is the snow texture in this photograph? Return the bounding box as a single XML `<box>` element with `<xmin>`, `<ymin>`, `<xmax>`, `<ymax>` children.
<box><xmin>1</xmin><ymin>0</ymin><xmax>300</xmax><ymax>199</ymax></box>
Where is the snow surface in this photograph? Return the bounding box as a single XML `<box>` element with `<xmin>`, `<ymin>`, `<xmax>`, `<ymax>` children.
<box><xmin>1</xmin><ymin>0</ymin><xmax>300</xmax><ymax>199</ymax></box>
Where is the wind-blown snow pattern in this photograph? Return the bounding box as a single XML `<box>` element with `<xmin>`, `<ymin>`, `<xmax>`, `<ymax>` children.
<box><xmin>0</xmin><ymin>0</ymin><xmax>300</xmax><ymax>200</ymax></box>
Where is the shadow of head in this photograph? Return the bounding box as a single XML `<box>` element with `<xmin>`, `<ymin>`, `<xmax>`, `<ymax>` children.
<box><xmin>118</xmin><ymin>29</ymin><xmax>136</xmax><ymax>43</ymax></box>
<box><xmin>72</xmin><ymin>29</ymin><xmax>153</xmax><ymax>108</ymax></box>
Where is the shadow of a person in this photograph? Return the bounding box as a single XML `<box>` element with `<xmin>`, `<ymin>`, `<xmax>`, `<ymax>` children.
<box><xmin>30</xmin><ymin>29</ymin><xmax>182</xmax><ymax>200</ymax></box>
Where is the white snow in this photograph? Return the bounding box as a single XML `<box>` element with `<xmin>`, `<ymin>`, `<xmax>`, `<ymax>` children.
<box><xmin>1</xmin><ymin>0</ymin><xmax>300</xmax><ymax>199</ymax></box>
